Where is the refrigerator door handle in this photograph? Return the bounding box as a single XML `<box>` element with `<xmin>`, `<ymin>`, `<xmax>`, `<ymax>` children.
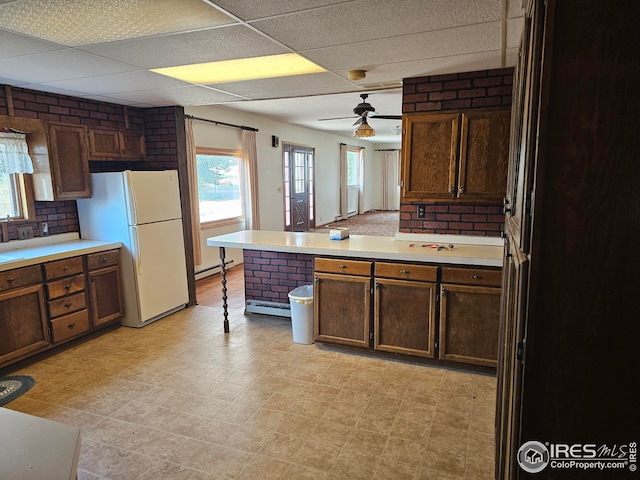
<box><xmin>132</xmin><ymin>225</ymin><xmax>142</xmax><ymax>275</ymax></box>
<box><xmin>125</xmin><ymin>170</ymin><xmax>138</xmax><ymax>225</ymax></box>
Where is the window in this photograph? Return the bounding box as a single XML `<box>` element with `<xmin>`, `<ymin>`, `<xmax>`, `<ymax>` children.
<box><xmin>0</xmin><ymin>174</ymin><xmax>22</xmax><ymax>219</ymax></box>
<box><xmin>195</xmin><ymin>147</ymin><xmax>244</xmax><ymax>225</ymax></box>
<box><xmin>347</xmin><ymin>148</ymin><xmax>360</xmax><ymax>187</ymax></box>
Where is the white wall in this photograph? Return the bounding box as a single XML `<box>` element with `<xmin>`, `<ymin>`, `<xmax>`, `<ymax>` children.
<box><xmin>186</xmin><ymin>105</ymin><xmax>401</xmax><ymax>277</ymax></box>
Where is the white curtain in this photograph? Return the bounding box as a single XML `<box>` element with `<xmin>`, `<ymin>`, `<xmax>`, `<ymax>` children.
<box><xmin>339</xmin><ymin>143</ymin><xmax>348</xmax><ymax>220</ymax></box>
<box><xmin>381</xmin><ymin>150</ymin><xmax>401</xmax><ymax>210</ymax></box>
<box><xmin>184</xmin><ymin>118</ymin><xmax>202</xmax><ymax>266</ymax></box>
<box><xmin>358</xmin><ymin>147</ymin><xmax>365</xmax><ymax>214</ymax></box>
<box><xmin>0</xmin><ymin>132</ymin><xmax>33</xmax><ymax>174</ymax></box>
<box><xmin>241</xmin><ymin>129</ymin><xmax>260</xmax><ymax>230</ymax></box>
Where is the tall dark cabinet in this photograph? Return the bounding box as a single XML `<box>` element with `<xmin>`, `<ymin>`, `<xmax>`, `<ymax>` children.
<box><xmin>496</xmin><ymin>1</ymin><xmax>640</xmax><ymax>479</ymax></box>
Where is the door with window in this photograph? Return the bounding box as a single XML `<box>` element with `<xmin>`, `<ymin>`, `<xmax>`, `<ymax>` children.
<box><xmin>283</xmin><ymin>143</ymin><xmax>315</xmax><ymax>232</ymax></box>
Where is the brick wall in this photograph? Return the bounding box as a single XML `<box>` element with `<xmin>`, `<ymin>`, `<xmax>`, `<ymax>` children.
<box><xmin>0</xmin><ymin>85</ymin><xmax>181</xmax><ymax>241</ymax></box>
<box><xmin>244</xmin><ymin>250</ymin><xmax>315</xmax><ymax>305</ymax></box>
<box><xmin>400</xmin><ymin>68</ymin><xmax>513</xmax><ymax>236</ymax></box>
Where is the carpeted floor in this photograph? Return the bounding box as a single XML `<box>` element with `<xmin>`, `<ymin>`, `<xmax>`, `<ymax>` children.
<box><xmin>315</xmin><ymin>210</ymin><xmax>399</xmax><ymax>237</ymax></box>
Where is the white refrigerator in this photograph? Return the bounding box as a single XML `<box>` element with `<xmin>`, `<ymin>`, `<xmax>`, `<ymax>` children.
<box><xmin>77</xmin><ymin>170</ymin><xmax>189</xmax><ymax>327</ymax></box>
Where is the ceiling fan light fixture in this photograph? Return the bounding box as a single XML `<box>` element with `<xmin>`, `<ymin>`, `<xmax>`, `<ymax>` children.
<box><xmin>354</xmin><ymin>117</ymin><xmax>375</xmax><ymax>138</ymax></box>
<box><xmin>348</xmin><ymin>69</ymin><xmax>367</xmax><ymax>81</ymax></box>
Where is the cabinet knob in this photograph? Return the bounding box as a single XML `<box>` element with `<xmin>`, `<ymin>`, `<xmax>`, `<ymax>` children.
<box><xmin>64</xmin><ymin>283</ymin><xmax>72</xmax><ymax>290</ymax></box>
<box><xmin>441</xmin><ymin>287</ymin><xmax>447</xmax><ymax>297</ymax></box>
<box><xmin>400</xmin><ymin>270</ymin><xmax>410</xmax><ymax>275</ymax></box>
<box><xmin>472</xmin><ymin>275</ymin><xmax>481</xmax><ymax>279</ymax></box>
<box><xmin>449</xmin><ymin>186</ymin><xmax>455</xmax><ymax>195</ymax></box>
<box><xmin>100</xmin><ymin>256</ymin><xmax>107</xmax><ymax>263</ymax></box>
<box><xmin>64</xmin><ymin>302</ymin><xmax>73</xmax><ymax>308</ymax></box>
<box><xmin>67</xmin><ymin>323</ymin><xmax>76</xmax><ymax>329</ymax></box>
<box><xmin>7</xmin><ymin>277</ymin><xmax>15</xmax><ymax>284</ymax></box>
<box><xmin>458</xmin><ymin>186</ymin><xmax>465</xmax><ymax>195</ymax></box>
<box><xmin>338</xmin><ymin>265</ymin><xmax>347</xmax><ymax>269</ymax></box>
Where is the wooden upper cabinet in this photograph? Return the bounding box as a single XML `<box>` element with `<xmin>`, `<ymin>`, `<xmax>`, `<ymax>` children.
<box><xmin>401</xmin><ymin>107</ymin><xmax>511</xmax><ymax>203</ymax></box>
<box><xmin>402</xmin><ymin>112</ymin><xmax>460</xmax><ymax>201</ymax></box>
<box><xmin>33</xmin><ymin>122</ymin><xmax>91</xmax><ymax>200</ymax></box>
<box><xmin>88</xmin><ymin>127</ymin><xmax>145</xmax><ymax>160</ymax></box>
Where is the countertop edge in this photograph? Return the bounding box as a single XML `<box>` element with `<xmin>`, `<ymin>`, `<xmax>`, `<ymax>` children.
<box><xmin>206</xmin><ymin>231</ymin><xmax>503</xmax><ymax>268</ymax></box>
<box><xmin>0</xmin><ymin>240</ymin><xmax>123</xmax><ymax>272</ymax></box>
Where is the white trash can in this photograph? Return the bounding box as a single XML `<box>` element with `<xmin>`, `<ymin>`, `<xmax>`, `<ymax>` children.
<box><xmin>288</xmin><ymin>284</ymin><xmax>314</xmax><ymax>344</ymax></box>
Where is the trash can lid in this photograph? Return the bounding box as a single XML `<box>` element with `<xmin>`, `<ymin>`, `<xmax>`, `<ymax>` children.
<box><xmin>288</xmin><ymin>284</ymin><xmax>313</xmax><ymax>303</ymax></box>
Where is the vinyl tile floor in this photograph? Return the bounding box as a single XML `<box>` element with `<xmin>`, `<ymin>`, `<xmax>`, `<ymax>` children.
<box><xmin>6</xmin><ymin>301</ymin><xmax>496</xmax><ymax>479</ymax></box>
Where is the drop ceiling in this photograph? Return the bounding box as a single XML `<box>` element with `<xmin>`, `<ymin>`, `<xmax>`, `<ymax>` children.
<box><xmin>0</xmin><ymin>0</ymin><xmax>524</xmax><ymax>142</ymax></box>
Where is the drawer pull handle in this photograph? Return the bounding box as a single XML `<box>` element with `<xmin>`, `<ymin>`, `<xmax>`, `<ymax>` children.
<box><xmin>400</xmin><ymin>270</ymin><xmax>410</xmax><ymax>274</ymax></box>
<box><xmin>64</xmin><ymin>302</ymin><xmax>73</xmax><ymax>308</ymax></box>
<box><xmin>472</xmin><ymin>275</ymin><xmax>481</xmax><ymax>279</ymax></box>
<box><xmin>100</xmin><ymin>257</ymin><xmax>107</xmax><ymax>263</ymax></box>
<box><xmin>7</xmin><ymin>277</ymin><xmax>15</xmax><ymax>283</ymax></box>
<box><xmin>62</xmin><ymin>266</ymin><xmax>68</xmax><ymax>271</ymax></box>
<box><xmin>67</xmin><ymin>323</ymin><xmax>76</xmax><ymax>329</ymax></box>
<box><xmin>64</xmin><ymin>283</ymin><xmax>72</xmax><ymax>290</ymax></box>
<box><xmin>338</xmin><ymin>265</ymin><xmax>347</xmax><ymax>269</ymax></box>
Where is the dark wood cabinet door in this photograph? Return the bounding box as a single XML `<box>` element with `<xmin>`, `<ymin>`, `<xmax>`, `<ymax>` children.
<box><xmin>439</xmin><ymin>283</ymin><xmax>501</xmax><ymax>367</ymax></box>
<box><xmin>0</xmin><ymin>284</ymin><xmax>50</xmax><ymax>366</ymax></box>
<box><xmin>314</xmin><ymin>272</ymin><xmax>370</xmax><ymax>348</ymax></box>
<box><xmin>88</xmin><ymin>265</ymin><xmax>123</xmax><ymax>328</ymax></box>
<box><xmin>48</xmin><ymin>122</ymin><xmax>91</xmax><ymax>199</ymax></box>
<box><xmin>458</xmin><ymin>109</ymin><xmax>511</xmax><ymax>201</ymax></box>
<box><xmin>401</xmin><ymin>112</ymin><xmax>460</xmax><ymax>201</ymax></box>
<box><xmin>88</xmin><ymin>128</ymin><xmax>120</xmax><ymax>159</ymax></box>
<box><xmin>119</xmin><ymin>130</ymin><xmax>146</xmax><ymax>159</ymax></box>
<box><xmin>374</xmin><ymin>278</ymin><xmax>436</xmax><ymax>358</ymax></box>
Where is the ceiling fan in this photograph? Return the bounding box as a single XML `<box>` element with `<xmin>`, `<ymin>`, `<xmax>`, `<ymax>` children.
<box><xmin>318</xmin><ymin>94</ymin><xmax>402</xmax><ymax>125</ymax></box>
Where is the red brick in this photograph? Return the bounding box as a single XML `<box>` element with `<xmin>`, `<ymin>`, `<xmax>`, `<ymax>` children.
<box><xmin>429</xmin><ymin>91</ymin><xmax>456</xmax><ymax>101</ymax></box>
<box><xmin>472</xmin><ymin>97</ymin><xmax>502</xmax><ymax>108</ymax></box>
<box><xmin>416</xmin><ymin>82</ymin><xmax>444</xmax><ymax>93</ymax></box>
<box><xmin>458</xmin><ymin>88</ymin><xmax>487</xmax><ymax>99</ymax></box>
<box><xmin>462</xmin><ymin>214</ymin><xmax>488</xmax><ymax>222</ymax></box>
<box><xmin>444</xmin><ymin>79</ymin><xmax>472</xmax><ymax>90</ymax></box>
<box><xmin>473</xmin><ymin>76</ymin><xmax>503</xmax><ymax>87</ymax></box>
<box><xmin>443</xmin><ymin>99</ymin><xmax>471</xmax><ymax>109</ymax></box>
<box><xmin>415</xmin><ymin>102</ymin><xmax>442</xmax><ymax>112</ymax></box>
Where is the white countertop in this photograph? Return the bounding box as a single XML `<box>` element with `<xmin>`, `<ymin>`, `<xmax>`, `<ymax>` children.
<box><xmin>0</xmin><ymin>233</ymin><xmax>122</xmax><ymax>272</ymax></box>
<box><xmin>206</xmin><ymin>230</ymin><xmax>504</xmax><ymax>267</ymax></box>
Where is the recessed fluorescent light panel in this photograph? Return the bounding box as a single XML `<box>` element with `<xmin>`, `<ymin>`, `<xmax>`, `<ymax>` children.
<box><xmin>151</xmin><ymin>53</ymin><xmax>326</xmax><ymax>84</ymax></box>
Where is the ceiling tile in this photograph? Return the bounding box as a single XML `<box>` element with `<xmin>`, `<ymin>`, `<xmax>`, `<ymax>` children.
<box><xmin>0</xmin><ymin>0</ymin><xmax>235</xmax><ymax>46</ymax></box>
<box><xmin>33</xmin><ymin>71</ymin><xmax>189</xmax><ymax>96</ymax></box>
<box><xmin>303</xmin><ymin>22</ymin><xmax>501</xmax><ymax>71</ymax></box>
<box><xmin>251</xmin><ymin>0</ymin><xmax>502</xmax><ymax>50</ymax></box>
<box><xmin>79</xmin><ymin>26</ymin><xmax>288</xmax><ymax>69</ymax></box>
<box><xmin>0</xmin><ymin>49</ymin><xmax>137</xmax><ymax>84</ymax></box>
<box><xmin>105</xmin><ymin>85</ymin><xmax>246</xmax><ymax>106</ymax></box>
<box><xmin>0</xmin><ymin>29</ymin><xmax>64</xmax><ymax>59</ymax></box>
<box><xmin>211</xmin><ymin>0</ymin><xmax>353</xmax><ymax>21</ymax></box>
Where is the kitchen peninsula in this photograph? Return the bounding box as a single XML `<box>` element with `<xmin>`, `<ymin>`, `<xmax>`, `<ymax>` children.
<box><xmin>207</xmin><ymin>230</ymin><xmax>503</xmax><ymax>368</ymax></box>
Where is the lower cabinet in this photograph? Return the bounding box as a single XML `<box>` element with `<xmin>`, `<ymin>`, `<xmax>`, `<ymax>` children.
<box><xmin>374</xmin><ymin>262</ymin><xmax>438</xmax><ymax>358</ymax></box>
<box><xmin>314</xmin><ymin>258</ymin><xmax>372</xmax><ymax>348</ymax></box>
<box><xmin>0</xmin><ymin>248</ymin><xmax>123</xmax><ymax>370</ymax></box>
<box><xmin>0</xmin><ymin>276</ymin><xmax>50</xmax><ymax>366</ymax></box>
<box><xmin>439</xmin><ymin>267</ymin><xmax>502</xmax><ymax>367</ymax></box>
<box><xmin>87</xmin><ymin>250</ymin><xmax>123</xmax><ymax>327</ymax></box>
<box><xmin>314</xmin><ymin>257</ymin><xmax>502</xmax><ymax>369</ymax></box>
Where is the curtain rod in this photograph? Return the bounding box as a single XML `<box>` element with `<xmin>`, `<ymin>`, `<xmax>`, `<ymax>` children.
<box><xmin>340</xmin><ymin>143</ymin><xmax>365</xmax><ymax>149</ymax></box>
<box><xmin>185</xmin><ymin>115</ymin><xmax>258</xmax><ymax>132</ymax></box>
<box><xmin>375</xmin><ymin>148</ymin><xmax>400</xmax><ymax>151</ymax></box>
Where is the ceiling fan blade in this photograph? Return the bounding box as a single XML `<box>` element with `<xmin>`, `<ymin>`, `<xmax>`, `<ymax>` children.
<box><xmin>318</xmin><ymin>115</ymin><xmax>358</xmax><ymax>122</ymax></box>
<box><xmin>369</xmin><ymin>114</ymin><xmax>402</xmax><ymax>120</ymax></box>
<box><xmin>352</xmin><ymin>117</ymin><xmax>363</xmax><ymax>126</ymax></box>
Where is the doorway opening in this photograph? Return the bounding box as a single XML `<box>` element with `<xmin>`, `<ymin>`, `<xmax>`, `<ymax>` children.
<box><xmin>283</xmin><ymin>143</ymin><xmax>315</xmax><ymax>232</ymax></box>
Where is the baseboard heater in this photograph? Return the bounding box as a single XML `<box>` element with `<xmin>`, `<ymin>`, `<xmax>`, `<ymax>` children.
<box><xmin>245</xmin><ymin>300</ymin><xmax>291</xmax><ymax>318</ymax></box>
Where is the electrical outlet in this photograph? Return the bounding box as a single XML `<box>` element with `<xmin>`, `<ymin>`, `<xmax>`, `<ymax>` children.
<box><xmin>417</xmin><ymin>205</ymin><xmax>426</xmax><ymax>218</ymax></box>
<box><xmin>18</xmin><ymin>225</ymin><xmax>34</xmax><ymax>240</ymax></box>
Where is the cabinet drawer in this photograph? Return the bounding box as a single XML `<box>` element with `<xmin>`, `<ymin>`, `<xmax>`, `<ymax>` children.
<box><xmin>0</xmin><ymin>265</ymin><xmax>42</xmax><ymax>292</ymax></box>
<box><xmin>441</xmin><ymin>267</ymin><xmax>502</xmax><ymax>287</ymax></box>
<box><xmin>47</xmin><ymin>274</ymin><xmax>85</xmax><ymax>299</ymax></box>
<box><xmin>87</xmin><ymin>249</ymin><xmax>120</xmax><ymax>270</ymax></box>
<box><xmin>375</xmin><ymin>262</ymin><xmax>438</xmax><ymax>282</ymax></box>
<box><xmin>315</xmin><ymin>258</ymin><xmax>372</xmax><ymax>276</ymax></box>
<box><xmin>45</xmin><ymin>256</ymin><xmax>84</xmax><ymax>280</ymax></box>
<box><xmin>51</xmin><ymin>309</ymin><xmax>90</xmax><ymax>343</ymax></box>
<box><xmin>48</xmin><ymin>292</ymin><xmax>86</xmax><ymax>319</ymax></box>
